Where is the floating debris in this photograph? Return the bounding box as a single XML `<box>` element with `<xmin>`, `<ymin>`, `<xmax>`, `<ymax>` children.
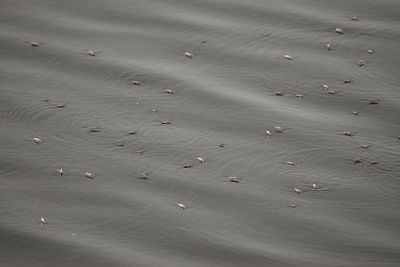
<box><xmin>33</xmin><ymin>137</ymin><xmax>42</xmax><ymax>144</ymax></box>
<box><xmin>132</xmin><ymin>80</ymin><xmax>142</xmax><ymax>86</ymax></box>
<box><xmin>326</xmin><ymin>43</ymin><xmax>332</xmax><ymax>51</ymax></box>
<box><xmin>89</xmin><ymin>126</ymin><xmax>100</xmax><ymax>132</ymax></box>
<box><xmin>367</xmin><ymin>49</ymin><xmax>374</xmax><ymax>54</ymax></box>
<box><xmin>178</xmin><ymin>203</ymin><xmax>186</xmax><ymax>209</ymax></box>
<box><xmin>368</xmin><ymin>99</ymin><xmax>379</xmax><ymax>105</ymax></box>
<box><xmin>275</xmin><ymin>92</ymin><xmax>284</xmax><ymax>96</ymax></box>
<box><xmin>87</xmin><ymin>50</ymin><xmax>96</xmax><ymax>56</ymax></box>
<box><xmin>219</xmin><ymin>143</ymin><xmax>225</xmax><ymax>148</ymax></box>
<box><xmin>197</xmin><ymin>157</ymin><xmax>205</xmax><ymax>164</ymax></box>
<box><xmin>165</xmin><ymin>89</ymin><xmax>176</xmax><ymax>94</ymax></box>
<box><xmin>286</xmin><ymin>161</ymin><xmax>295</xmax><ymax>166</ymax></box>
<box><xmin>284</xmin><ymin>54</ymin><xmax>293</xmax><ymax>60</ymax></box>
<box><xmin>160</xmin><ymin>121</ymin><xmax>171</xmax><ymax>125</ymax></box>
<box><xmin>344</xmin><ymin>131</ymin><xmax>353</xmax><ymax>136</ymax></box>
<box><xmin>336</xmin><ymin>28</ymin><xmax>344</xmax><ymax>34</ymax></box>
<box><xmin>263</xmin><ymin>34</ymin><xmax>271</xmax><ymax>37</ymax></box>
<box><xmin>57</xmin><ymin>168</ymin><xmax>63</xmax><ymax>176</ymax></box>
<box><xmin>351</xmin><ymin>16</ymin><xmax>360</xmax><ymax>21</ymax></box>
<box><xmin>293</xmin><ymin>188</ymin><xmax>302</xmax><ymax>194</ymax></box>
<box><xmin>344</xmin><ymin>80</ymin><xmax>352</xmax><ymax>83</ymax></box>
<box><xmin>40</xmin><ymin>217</ymin><xmax>47</xmax><ymax>225</ymax></box>
<box><xmin>85</xmin><ymin>172</ymin><xmax>94</xmax><ymax>179</ymax></box>
<box><xmin>358</xmin><ymin>59</ymin><xmax>364</xmax><ymax>66</ymax></box>
<box><xmin>56</xmin><ymin>104</ymin><xmax>66</xmax><ymax>108</ymax></box>
<box><xmin>183</xmin><ymin>164</ymin><xmax>192</xmax><ymax>168</ymax></box>
<box><xmin>118</xmin><ymin>143</ymin><xmax>125</xmax><ymax>147</ymax></box>
<box><xmin>229</xmin><ymin>176</ymin><xmax>240</xmax><ymax>183</ymax></box>
<box><xmin>201</xmin><ymin>40</ymin><xmax>207</xmax><ymax>43</ymax></box>
<box><xmin>296</xmin><ymin>94</ymin><xmax>304</xmax><ymax>98</ymax></box>
<box><xmin>353</xmin><ymin>111</ymin><xmax>359</xmax><ymax>115</ymax></box>
<box><xmin>128</xmin><ymin>131</ymin><xmax>137</xmax><ymax>135</ymax></box>
<box><xmin>184</xmin><ymin>51</ymin><xmax>193</xmax><ymax>58</ymax></box>
<box><xmin>354</xmin><ymin>158</ymin><xmax>362</xmax><ymax>164</ymax></box>
<box><xmin>328</xmin><ymin>90</ymin><xmax>336</xmax><ymax>94</ymax></box>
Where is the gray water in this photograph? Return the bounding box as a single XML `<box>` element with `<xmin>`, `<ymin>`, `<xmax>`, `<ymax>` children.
<box><xmin>1</xmin><ymin>0</ymin><xmax>400</xmax><ymax>266</ymax></box>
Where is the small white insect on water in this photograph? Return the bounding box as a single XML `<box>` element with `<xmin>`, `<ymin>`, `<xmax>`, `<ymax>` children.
<box><xmin>344</xmin><ymin>131</ymin><xmax>353</xmax><ymax>136</ymax></box>
<box><xmin>89</xmin><ymin>126</ymin><xmax>100</xmax><ymax>132</ymax></box>
<box><xmin>138</xmin><ymin>172</ymin><xmax>151</xmax><ymax>179</ymax></box>
<box><xmin>184</xmin><ymin>52</ymin><xmax>193</xmax><ymax>58</ymax></box>
<box><xmin>326</xmin><ymin>43</ymin><xmax>332</xmax><ymax>51</ymax></box>
<box><xmin>274</xmin><ymin>126</ymin><xmax>283</xmax><ymax>133</ymax></box>
<box><xmin>336</xmin><ymin>28</ymin><xmax>344</xmax><ymax>34</ymax></box>
<box><xmin>30</xmin><ymin>41</ymin><xmax>40</xmax><ymax>47</ymax></box>
<box><xmin>33</xmin><ymin>137</ymin><xmax>42</xmax><ymax>144</ymax></box>
<box><xmin>178</xmin><ymin>203</ymin><xmax>186</xmax><ymax>209</ymax></box>
<box><xmin>132</xmin><ymin>80</ymin><xmax>142</xmax><ymax>86</ymax></box>
<box><xmin>284</xmin><ymin>54</ymin><xmax>293</xmax><ymax>60</ymax></box>
<box><xmin>40</xmin><ymin>217</ymin><xmax>47</xmax><ymax>225</ymax></box>
<box><xmin>229</xmin><ymin>176</ymin><xmax>240</xmax><ymax>183</ymax></box>
<box><xmin>293</xmin><ymin>188</ymin><xmax>302</xmax><ymax>194</ymax></box>
<box><xmin>197</xmin><ymin>157</ymin><xmax>205</xmax><ymax>163</ymax></box>
<box><xmin>85</xmin><ymin>172</ymin><xmax>94</xmax><ymax>179</ymax></box>
<box><xmin>165</xmin><ymin>89</ymin><xmax>176</xmax><ymax>95</ymax></box>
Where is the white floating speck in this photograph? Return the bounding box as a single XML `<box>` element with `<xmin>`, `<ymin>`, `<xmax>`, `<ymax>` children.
<box><xmin>284</xmin><ymin>54</ymin><xmax>293</xmax><ymax>60</ymax></box>
<box><xmin>184</xmin><ymin>52</ymin><xmax>193</xmax><ymax>58</ymax></box>
<box><xmin>33</xmin><ymin>137</ymin><xmax>42</xmax><ymax>144</ymax></box>
<box><xmin>293</xmin><ymin>188</ymin><xmax>302</xmax><ymax>194</ymax></box>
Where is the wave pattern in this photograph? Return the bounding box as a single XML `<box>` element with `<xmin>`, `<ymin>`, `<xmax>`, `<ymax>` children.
<box><xmin>1</xmin><ymin>0</ymin><xmax>400</xmax><ymax>266</ymax></box>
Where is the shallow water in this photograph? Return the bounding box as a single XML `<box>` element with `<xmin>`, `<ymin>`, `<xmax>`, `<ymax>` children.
<box><xmin>1</xmin><ymin>0</ymin><xmax>400</xmax><ymax>266</ymax></box>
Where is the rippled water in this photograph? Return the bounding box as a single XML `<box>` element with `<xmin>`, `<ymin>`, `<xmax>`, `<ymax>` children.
<box><xmin>1</xmin><ymin>0</ymin><xmax>400</xmax><ymax>266</ymax></box>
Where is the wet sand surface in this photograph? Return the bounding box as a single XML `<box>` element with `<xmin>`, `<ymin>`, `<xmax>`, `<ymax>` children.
<box><xmin>1</xmin><ymin>0</ymin><xmax>400</xmax><ymax>266</ymax></box>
